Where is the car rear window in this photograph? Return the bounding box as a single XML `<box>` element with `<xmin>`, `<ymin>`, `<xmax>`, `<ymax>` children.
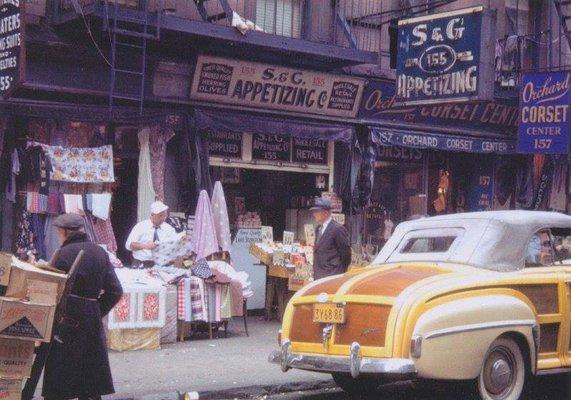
<box><xmin>401</xmin><ymin>236</ymin><xmax>457</xmax><ymax>253</ymax></box>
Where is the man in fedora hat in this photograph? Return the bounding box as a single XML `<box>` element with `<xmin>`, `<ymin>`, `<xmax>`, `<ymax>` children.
<box><xmin>310</xmin><ymin>198</ymin><xmax>351</xmax><ymax>280</ymax></box>
<box><xmin>42</xmin><ymin>213</ymin><xmax>123</xmax><ymax>400</ymax></box>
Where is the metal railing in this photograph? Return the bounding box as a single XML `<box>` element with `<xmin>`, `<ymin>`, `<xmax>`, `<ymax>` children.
<box><xmin>56</xmin><ymin>0</ymin><xmax>382</xmax><ymax>54</ymax></box>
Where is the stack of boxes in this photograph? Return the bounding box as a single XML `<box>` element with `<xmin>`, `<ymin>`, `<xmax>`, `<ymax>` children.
<box><xmin>0</xmin><ymin>253</ymin><xmax>66</xmax><ymax>400</ymax></box>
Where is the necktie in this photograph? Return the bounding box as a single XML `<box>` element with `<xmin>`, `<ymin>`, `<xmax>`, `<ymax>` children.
<box><xmin>153</xmin><ymin>226</ymin><xmax>159</xmax><ymax>242</ymax></box>
<box><xmin>315</xmin><ymin>225</ymin><xmax>323</xmax><ymax>245</ymax></box>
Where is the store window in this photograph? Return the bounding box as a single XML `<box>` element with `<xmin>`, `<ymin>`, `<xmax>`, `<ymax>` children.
<box><xmin>255</xmin><ymin>0</ymin><xmax>303</xmax><ymax>38</ymax></box>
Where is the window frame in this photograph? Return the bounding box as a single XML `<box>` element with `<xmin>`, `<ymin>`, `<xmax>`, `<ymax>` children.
<box><xmin>386</xmin><ymin>227</ymin><xmax>465</xmax><ymax>263</ymax></box>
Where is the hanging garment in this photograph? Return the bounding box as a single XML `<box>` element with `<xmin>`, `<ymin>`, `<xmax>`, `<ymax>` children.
<box><xmin>47</xmin><ymin>192</ymin><xmax>61</xmax><ymax>214</ymax></box>
<box><xmin>44</xmin><ymin>215</ymin><xmax>61</xmax><ymax>261</ymax></box>
<box><xmin>31</xmin><ymin>214</ymin><xmax>46</xmax><ymax>261</ymax></box>
<box><xmin>137</xmin><ymin>128</ymin><xmax>157</xmax><ymax>222</ymax></box>
<box><xmin>211</xmin><ymin>181</ymin><xmax>232</xmax><ymax>255</ymax></box>
<box><xmin>90</xmin><ymin>193</ymin><xmax>112</xmax><ymax>220</ymax></box>
<box><xmin>15</xmin><ymin>208</ymin><xmax>36</xmax><ymax>260</ymax></box>
<box><xmin>6</xmin><ymin>149</ymin><xmax>20</xmax><ymax>203</ymax></box>
<box><xmin>63</xmin><ymin>194</ymin><xmax>82</xmax><ymax>214</ymax></box>
<box><xmin>83</xmin><ymin>214</ymin><xmax>97</xmax><ymax>243</ymax></box>
<box><xmin>549</xmin><ymin>162</ymin><xmax>567</xmax><ymax>212</ymax></box>
<box><xmin>92</xmin><ymin>218</ymin><xmax>118</xmax><ymax>253</ymax></box>
<box><xmin>148</xmin><ymin>124</ymin><xmax>175</xmax><ymax>201</ymax></box>
<box><xmin>45</xmin><ymin>145</ymin><xmax>115</xmax><ymax>183</ymax></box>
<box><xmin>191</xmin><ymin>190</ymin><xmax>220</xmax><ymax>259</ymax></box>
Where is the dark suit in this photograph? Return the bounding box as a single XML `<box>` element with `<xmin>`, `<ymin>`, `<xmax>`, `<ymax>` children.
<box><xmin>313</xmin><ymin>220</ymin><xmax>351</xmax><ymax>281</ymax></box>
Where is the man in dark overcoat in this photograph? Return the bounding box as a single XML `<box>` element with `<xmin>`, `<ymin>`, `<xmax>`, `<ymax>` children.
<box><xmin>42</xmin><ymin>213</ymin><xmax>123</xmax><ymax>400</ymax></box>
<box><xmin>311</xmin><ymin>198</ymin><xmax>352</xmax><ymax>281</ymax></box>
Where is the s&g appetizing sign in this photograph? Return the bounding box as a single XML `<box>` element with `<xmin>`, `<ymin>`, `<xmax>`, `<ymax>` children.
<box><xmin>0</xmin><ymin>0</ymin><xmax>24</xmax><ymax>98</ymax></box>
<box><xmin>396</xmin><ymin>6</ymin><xmax>495</xmax><ymax>105</ymax></box>
<box><xmin>190</xmin><ymin>55</ymin><xmax>365</xmax><ymax>118</ymax></box>
<box><xmin>517</xmin><ymin>72</ymin><xmax>570</xmax><ymax>154</ymax></box>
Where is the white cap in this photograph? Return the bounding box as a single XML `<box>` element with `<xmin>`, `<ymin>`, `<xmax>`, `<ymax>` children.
<box><xmin>150</xmin><ymin>201</ymin><xmax>169</xmax><ymax>215</ymax></box>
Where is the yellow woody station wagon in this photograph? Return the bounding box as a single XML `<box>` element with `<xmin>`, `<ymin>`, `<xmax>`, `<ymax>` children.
<box><xmin>269</xmin><ymin>211</ymin><xmax>571</xmax><ymax>400</ymax></box>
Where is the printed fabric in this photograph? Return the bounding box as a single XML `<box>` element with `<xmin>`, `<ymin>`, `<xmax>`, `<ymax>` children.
<box><xmin>149</xmin><ymin>124</ymin><xmax>175</xmax><ymax>202</ymax></box>
<box><xmin>177</xmin><ymin>277</ymin><xmax>206</xmax><ymax>322</ymax></box>
<box><xmin>191</xmin><ymin>258</ymin><xmax>213</xmax><ymax>279</ymax></box>
<box><xmin>92</xmin><ymin>218</ymin><xmax>118</xmax><ymax>253</ymax></box>
<box><xmin>15</xmin><ymin>208</ymin><xmax>36</xmax><ymax>260</ymax></box>
<box><xmin>45</xmin><ymin>145</ymin><xmax>115</xmax><ymax>183</ymax></box>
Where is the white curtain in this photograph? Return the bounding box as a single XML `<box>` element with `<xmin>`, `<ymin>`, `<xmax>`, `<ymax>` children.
<box><xmin>137</xmin><ymin>127</ymin><xmax>157</xmax><ymax>222</ymax></box>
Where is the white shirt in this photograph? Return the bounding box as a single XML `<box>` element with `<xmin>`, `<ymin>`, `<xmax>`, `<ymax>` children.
<box><xmin>125</xmin><ymin>220</ymin><xmax>178</xmax><ymax>261</ymax></box>
<box><xmin>320</xmin><ymin>217</ymin><xmax>333</xmax><ymax>237</ymax></box>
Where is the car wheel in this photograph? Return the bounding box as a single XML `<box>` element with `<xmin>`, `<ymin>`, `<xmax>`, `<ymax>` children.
<box><xmin>332</xmin><ymin>373</ymin><xmax>380</xmax><ymax>396</ymax></box>
<box><xmin>477</xmin><ymin>337</ymin><xmax>527</xmax><ymax>400</ymax></box>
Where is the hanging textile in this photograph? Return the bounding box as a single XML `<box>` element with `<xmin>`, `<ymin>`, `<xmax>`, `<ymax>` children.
<box><xmin>549</xmin><ymin>162</ymin><xmax>567</xmax><ymax>212</ymax></box>
<box><xmin>211</xmin><ymin>181</ymin><xmax>232</xmax><ymax>255</ymax></box>
<box><xmin>44</xmin><ymin>215</ymin><xmax>61</xmax><ymax>261</ymax></box>
<box><xmin>137</xmin><ymin>127</ymin><xmax>157</xmax><ymax>222</ymax></box>
<box><xmin>6</xmin><ymin>149</ymin><xmax>20</xmax><ymax>203</ymax></box>
<box><xmin>31</xmin><ymin>214</ymin><xmax>46</xmax><ymax>261</ymax></box>
<box><xmin>149</xmin><ymin>124</ymin><xmax>175</xmax><ymax>201</ymax></box>
<box><xmin>88</xmin><ymin>193</ymin><xmax>112</xmax><ymax>220</ymax></box>
<box><xmin>177</xmin><ymin>277</ymin><xmax>206</xmax><ymax>322</ymax></box>
<box><xmin>191</xmin><ymin>190</ymin><xmax>220</xmax><ymax>259</ymax></box>
<box><xmin>14</xmin><ymin>208</ymin><xmax>36</xmax><ymax>260</ymax></box>
<box><xmin>45</xmin><ymin>145</ymin><xmax>115</xmax><ymax>183</ymax></box>
<box><xmin>92</xmin><ymin>218</ymin><xmax>118</xmax><ymax>253</ymax></box>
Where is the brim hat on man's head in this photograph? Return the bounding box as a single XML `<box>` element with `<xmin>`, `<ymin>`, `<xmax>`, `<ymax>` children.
<box><xmin>150</xmin><ymin>201</ymin><xmax>169</xmax><ymax>215</ymax></box>
<box><xmin>310</xmin><ymin>197</ymin><xmax>332</xmax><ymax>212</ymax></box>
<box><xmin>53</xmin><ymin>213</ymin><xmax>85</xmax><ymax>230</ymax></box>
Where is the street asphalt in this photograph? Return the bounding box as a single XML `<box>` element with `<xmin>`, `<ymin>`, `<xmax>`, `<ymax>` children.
<box><xmin>32</xmin><ymin>317</ymin><xmax>570</xmax><ymax>400</ymax></box>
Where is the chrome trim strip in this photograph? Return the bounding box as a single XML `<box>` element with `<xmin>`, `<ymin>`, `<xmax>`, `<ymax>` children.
<box><xmin>268</xmin><ymin>344</ymin><xmax>416</xmax><ymax>378</ymax></box>
<box><xmin>424</xmin><ymin>319</ymin><xmax>537</xmax><ymax>340</ymax></box>
<box><xmin>536</xmin><ymin>367</ymin><xmax>571</xmax><ymax>376</ymax></box>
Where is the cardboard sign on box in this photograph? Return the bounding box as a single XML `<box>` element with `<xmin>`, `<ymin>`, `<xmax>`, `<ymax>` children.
<box><xmin>5</xmin><ymin>258</ymin><xmax>66</xmax><ymax>302</ymax></box>
<box><xmin>0</xmin><ymin>339</ymin><xmax>35</xmax><ymax>378</ymax></box>
<box><xmin>0</xmin><ymin>253</ymin><xmax>11</xmax><ymax>288</ymax></box>
<box><xmin>0</xmin><ymin>379</ymin><xmax>22</xmax><ymax>400</ymax></box>
<box><xmin>0</xmin><ymin>298</ymin><xmax>55</xmax><ymax>342</ymax></box>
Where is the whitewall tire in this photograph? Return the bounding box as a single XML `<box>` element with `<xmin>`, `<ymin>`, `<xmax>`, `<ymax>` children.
<box><xmin>477</xmin><ymin>337</ymin><xmax>527</xmax><ymax>400</ymax></box>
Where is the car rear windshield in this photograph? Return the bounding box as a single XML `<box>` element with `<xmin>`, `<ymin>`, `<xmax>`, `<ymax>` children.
<box><xmin>400</xmin><ymin>236</ymin><xmax>457</xmax><ymax>253</ymax></box>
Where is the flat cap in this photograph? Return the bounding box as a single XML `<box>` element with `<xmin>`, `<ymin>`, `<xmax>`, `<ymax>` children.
<box><xmin>310</xmin><ymin>197</ymin><xmax>332</xmax><ymax>211</ymax></box>
<box><xmin>53</xmin><ymin>213</ymin><xmax>85</xmax><ymax>230</ymax></box>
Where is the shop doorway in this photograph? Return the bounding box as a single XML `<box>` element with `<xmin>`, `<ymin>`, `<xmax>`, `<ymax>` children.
<box><xmin>210</xmin><ymin>167</ymin><xmax>326</xmax><ymax>238</ymax></box>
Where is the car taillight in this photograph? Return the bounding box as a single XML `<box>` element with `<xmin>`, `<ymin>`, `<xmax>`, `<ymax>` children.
<box><xmin>410</xmin><ymin>335</ymin><xmax>422</xmax><ymax>358</ymax></box>
<box><xmin>278</xmin><ymin>329</ymin><xmax>283</xmax><ymax>346</ymax></box>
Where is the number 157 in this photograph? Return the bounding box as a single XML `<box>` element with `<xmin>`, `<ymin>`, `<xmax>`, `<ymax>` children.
<box><xmin>534</xmin><ymin>139</ymin><xmax>552</xmax><ymax>149</ymax></box>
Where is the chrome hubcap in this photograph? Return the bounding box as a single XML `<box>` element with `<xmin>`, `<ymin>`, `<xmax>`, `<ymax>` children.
<box><xmin>483</xmin><ymin>347</ymin><xmax>516</xmax><ymax>399</ymax></box>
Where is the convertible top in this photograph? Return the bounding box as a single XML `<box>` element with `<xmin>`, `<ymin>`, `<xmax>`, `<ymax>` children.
<box><xmin>373</xmin><ymin>211</ymin><xmax>571</xmax><ymax>271</ymax></box>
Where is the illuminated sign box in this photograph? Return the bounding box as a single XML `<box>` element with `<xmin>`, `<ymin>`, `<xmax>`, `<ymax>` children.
<box><xmin>395</xmin><ymin>6</ymin><xmax>495</xmax><ymax>106</ymax></box>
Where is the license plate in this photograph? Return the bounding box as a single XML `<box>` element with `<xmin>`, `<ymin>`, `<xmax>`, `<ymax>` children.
<box><xmin>313</xmin><ymin>303</ymin><xmax>346</xmax><ymax>324</ymax></box>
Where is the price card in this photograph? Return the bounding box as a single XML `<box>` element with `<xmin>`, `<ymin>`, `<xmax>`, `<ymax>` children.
<box><xmin>304</xmin><ymin>224</ymin><xmax>316</xmax><ymax>246</ymax></box>
<box><xmin>283</xmin><ymin>231</ymin><xmax>294</xmax><ymax>247</ymax></box>
<box><xmin>261</xmin><ymin>226</ymin><xmax>274</xmax><ymax>245</ymax></box>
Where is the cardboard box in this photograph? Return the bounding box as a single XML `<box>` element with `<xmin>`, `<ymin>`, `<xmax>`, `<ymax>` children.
<box><xmin>0</xmin><ymin>339</ymin><xmax>35</xmax><ymax>379</ymax></box>
<box><xmin>0</xmin><ymin>297</ymin><xmax>56</xmax><ymax>343</ymax></box>
<box><xmin>5</xmin><ymin>258</ymin><xmax>66</xmax><ymax>304</ymax></box>
<box><xmin>0</xmin><ymin>379</ymin><xmax>22</xmax><ymax>400</ymax></box>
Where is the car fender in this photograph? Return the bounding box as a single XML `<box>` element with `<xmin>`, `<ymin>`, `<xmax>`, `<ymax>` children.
<box><xmin>411</xmin><ymin>294</ymin><xmax>537</xmax><ymax>380</ymax></box>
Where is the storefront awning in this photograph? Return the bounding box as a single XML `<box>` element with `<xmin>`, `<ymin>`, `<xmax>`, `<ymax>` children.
<box><xmin>369</xmin><ymin>126</ymin><xmax>516</xmax><ymax>155</ymax></box>
<box><xmin>195</xmin><ymin>108</ymin><xmax>354</xmax><ymax>143</ymax></box>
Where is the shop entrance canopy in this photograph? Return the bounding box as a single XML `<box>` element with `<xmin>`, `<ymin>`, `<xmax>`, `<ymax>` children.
<box><xmin>369</xmin><ymin>126</ymin><xmax>516</xmax><ymax>155</ymax></box>
<box><xmin>195</xmin><ymin>108</ymin><xmax>354</xmax><ymax>143</ymax></box>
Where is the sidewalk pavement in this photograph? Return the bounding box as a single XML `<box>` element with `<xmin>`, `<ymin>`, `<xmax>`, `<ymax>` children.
<box><xmin>106</xmin><ymin>317</ymin><xmax>328</xmax><ymax>399</ymax></box>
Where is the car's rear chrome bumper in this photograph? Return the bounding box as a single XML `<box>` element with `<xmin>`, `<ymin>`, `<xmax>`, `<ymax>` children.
<box><xmin>268</xmin><ymin>341</ymin><xmax>416</xmax><ymax>379</ymax></box>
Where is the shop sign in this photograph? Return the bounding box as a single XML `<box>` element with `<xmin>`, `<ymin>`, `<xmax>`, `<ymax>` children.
<box><xmin>377</xmin><ymin>145</ymin><xmax>424</xmax><ymax>163</ymax></box>
<box><xmin>190</xmin><ymin>55</ymin><xmax>365</xmax><ymax>118</ymax></box>
<box><xmin>466</xmin><ymin>161</ymin><xmax>494</xmax><ymax>212</ymax></box>
<box><xmin>359</xmin><ymin>79</ymin><xmax>518</xmax><ymax>136</ymax></box>
<box><xmin>371</xmin><ymin>127</ymin><xmax>515</xmax><ymax>154</ymax></box>
<box><xmin>292</xmin><ymin>138</ymin><xmax>328</xmax><ymax>164</ymax></box>
<box><xmin>252</xmin><ymin>134</ymin><xmax>290</xmax><ymax>162</ymax></box>
<box><xmin>396</xmin><ymin>6</ymin><xmax>494</xmax><ymax>105</ymax></box>
<box><xmin>207</xmin><ymin>130</ymin><xmax>242</xmax><ymax>159</ymax></box>
<box><xmin>517</xmin><ymin>72</ymin><xmax>570</xmax><ymax>154</ymax></box>
<box><xmin>0</xmin><ymin>0</ymin><xmax>25</xmax><ymax>98</ymax></box>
